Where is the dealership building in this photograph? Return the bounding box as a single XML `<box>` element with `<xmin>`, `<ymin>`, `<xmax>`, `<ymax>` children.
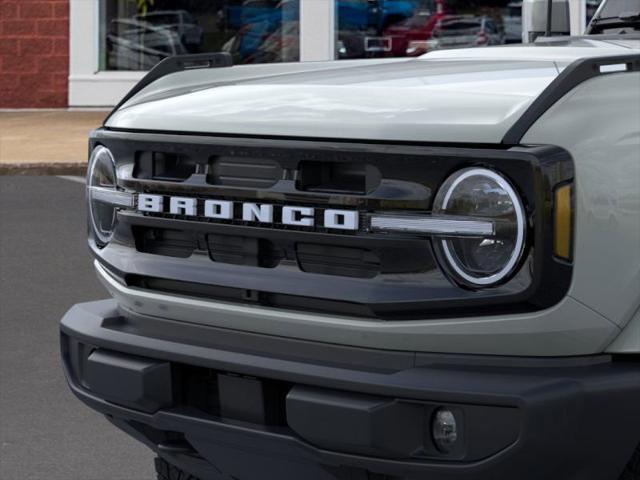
<box><xmin>0</xmin><ymin>0</ymin><xmax>596</xmax><ymax>109</ymax></box>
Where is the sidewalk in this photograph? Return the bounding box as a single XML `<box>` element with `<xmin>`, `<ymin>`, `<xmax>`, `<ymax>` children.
<box><xmin>0</xmin><ymin>110</ymin><xmax>108</xmax><ymax>174</ymax></box>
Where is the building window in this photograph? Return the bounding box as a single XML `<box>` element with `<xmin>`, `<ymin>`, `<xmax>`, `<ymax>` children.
<box><xmin>99</xmin><ymin>0</ymin><xmax>300</xmax><ymax>71</ymax></box>
<box><xmin>335</xmin><ymin>0</ymin><xmax>530</xmax><ymax>60</ymax></box>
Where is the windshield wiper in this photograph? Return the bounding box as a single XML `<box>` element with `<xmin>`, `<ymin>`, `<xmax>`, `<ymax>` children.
<box><xmin>589</xmin><ymin>11</ymin><xmax>640</xmax><ymax>32</ymax></box>
<box><xmin>591</xmin><ymin>10</ymin><xmax>640</xmax><ymax>23</ymax></box>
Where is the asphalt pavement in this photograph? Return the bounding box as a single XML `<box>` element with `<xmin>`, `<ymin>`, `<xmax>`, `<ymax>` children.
<box><xmin>0</xmin><ymin>176</ymin><xmax>154</xmax><ymax>480</ymax></box>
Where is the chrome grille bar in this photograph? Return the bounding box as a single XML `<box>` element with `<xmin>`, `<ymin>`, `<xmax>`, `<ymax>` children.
<box><xmin>369</xmin><ymin>214</ymin><xmax>495</xmax><ymax>237</ymax></box>
<box><xmin>89</xmin><ymin>186</ymin><xmax>135</xmax><ymax>208</ymax></box>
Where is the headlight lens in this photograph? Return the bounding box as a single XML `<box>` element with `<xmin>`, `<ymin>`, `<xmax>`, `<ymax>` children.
<box><xmin>433</xmin><ymin>168</ymin><xmax>526</xmax><ymax>288</ymax></box>
<box><xmin>87</xmin><ymin>146</ymin><xmax>118</xmax><ymax>245</ymax></box>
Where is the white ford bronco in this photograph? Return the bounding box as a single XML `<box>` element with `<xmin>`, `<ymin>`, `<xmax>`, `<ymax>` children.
<box><xmin>61</xmin><ymin>0</ymin><xmax>640</xmax><ymax>478</ymax></box>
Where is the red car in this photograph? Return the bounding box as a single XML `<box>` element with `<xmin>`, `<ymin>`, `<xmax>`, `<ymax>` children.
<box><xmin>383</xmin><ymin>0</ymin><xmax>447</xmax><ymax>56</ymax></box>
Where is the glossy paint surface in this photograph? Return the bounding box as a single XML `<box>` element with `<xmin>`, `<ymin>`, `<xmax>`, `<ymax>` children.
<box><xmin>106</xmin><ymin>38</ymin><xmax>638</xmax><ymax>144</ymax></box>
<box><xmin>523</xmin><ymin>72</ymin><xmax>640</xmax><ymax>347</ymax></box>
<box><xmin>107</xmin><ymin>60</ymin><xmax>559</xmax><ymax>143</ymax></box>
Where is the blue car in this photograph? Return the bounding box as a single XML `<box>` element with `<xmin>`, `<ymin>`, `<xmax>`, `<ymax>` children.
<box><xmin>225</xmin><ymin>0</ymin><xmax>418</xmax><ymax>61</ymax></box>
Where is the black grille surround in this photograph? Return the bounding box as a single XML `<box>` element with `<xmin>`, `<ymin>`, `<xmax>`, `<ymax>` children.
<box><xmin>91</xmin><ymin>128</ymin><xmax>574</xmax><ymax>320</ymax></box>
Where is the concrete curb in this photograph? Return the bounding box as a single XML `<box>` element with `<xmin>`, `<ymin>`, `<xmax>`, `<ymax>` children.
<box><xmin>0</xmin><ymin>163</ymin><xmax>86</xmax><ymax>176</ymax></box>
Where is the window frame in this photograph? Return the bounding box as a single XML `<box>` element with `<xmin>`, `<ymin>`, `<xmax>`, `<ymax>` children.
<box><xmin>69</xmin><ymin>0</ymin><xmax>335</xmax><ymax>107</ymax></box>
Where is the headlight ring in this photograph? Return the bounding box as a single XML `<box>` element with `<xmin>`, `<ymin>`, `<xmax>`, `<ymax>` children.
<box><xmin>432</xmin><ymin>167</ymin><xmax>527</xmax><ymax>288</ymax></box>
<box><xmin>87</xmin><ymin>146</ymin><xmax>118</xmax><ymax>246</ymax></box>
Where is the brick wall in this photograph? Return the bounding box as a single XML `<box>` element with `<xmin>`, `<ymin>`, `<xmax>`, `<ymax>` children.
<box><xmin>0</xmin><ymin>0</ymin><xmax>70</xmax><ymax>108</ymax></box>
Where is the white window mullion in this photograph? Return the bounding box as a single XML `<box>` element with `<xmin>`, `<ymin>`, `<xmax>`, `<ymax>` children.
<box><xmin>300</xmin><ymin>0</ymin><xmax>335</xmax><ymax>62</ymax></box>
<box><xmin>569</xmin><ymin>0</ymin><xmax>587</xmax><ymax>35</ymax></box>
<box><xmin>69</xmin><ymin>0</ymin><xmax>145</xmax><ymax>106</ymax></box>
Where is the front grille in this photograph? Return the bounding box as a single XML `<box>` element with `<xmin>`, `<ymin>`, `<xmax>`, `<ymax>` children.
<box><xmin>131</xmin><ymin>224</ymin><xmax>428</xmax><ymax>279</ymax></box>
<box><xmin>95</xmin><ymin>129</ymin><xmax>574</xmax><ymax>319</ymax></box>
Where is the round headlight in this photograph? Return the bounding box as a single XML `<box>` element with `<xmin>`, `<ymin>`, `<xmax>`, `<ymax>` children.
<box><xmin>87</xmin><ymin>146</ymin><xmax>117</xmax><ymax>245</ymax></box>
<box><xmin>432</xmin><ymin>168</ymin><xmax>526</xmax><ymax>288</ymax></box>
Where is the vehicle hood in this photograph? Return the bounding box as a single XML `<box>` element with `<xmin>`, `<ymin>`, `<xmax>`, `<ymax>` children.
<box><xmin>106</xmin><ymin>39</ymin><xmax>638</xmax><ymax>144</ymax></box>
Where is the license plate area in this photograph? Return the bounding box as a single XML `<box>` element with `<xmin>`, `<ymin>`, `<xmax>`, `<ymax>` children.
<box><xmin>217</xmin><ymin>373</ymin><xmax>289</xmax><ymax>425</ymax></box>
<box><xmin>365</xmin><ymin>36</ymin><xmax>392</xmax><ymax>52</ymax></box>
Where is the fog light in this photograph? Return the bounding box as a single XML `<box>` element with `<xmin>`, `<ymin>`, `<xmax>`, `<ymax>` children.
<box><xmin>432</xmin><ymin>408</ymin><xmax>458</xmax><ymax>453</ymax></box>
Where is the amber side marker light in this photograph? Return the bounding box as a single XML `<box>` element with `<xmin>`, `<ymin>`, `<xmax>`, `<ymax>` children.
<box><xmin>554</xmin><ymin>184</ymin><xmax>573</xmax><ymax>261</ymax></box>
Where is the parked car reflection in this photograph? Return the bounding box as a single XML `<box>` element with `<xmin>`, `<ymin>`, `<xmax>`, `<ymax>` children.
<box><xmin>222</xmin><ymin>0</ymin><xmax>298</xmax><ymax>63</ymax></box>
<box><xmin>106</xmin><ymin>19</ymin><xmax>187</xmax><ymax>71</ymax></box>
<box><xmin>132</xmin><ymin>10</ymin><xmax>204</xmax><ymax>51</ymax></box>
<box><xmin>240</xmin><ymin>20</ymin><xmax>300</xmax><ymax>63</ymax></box>
<box><xmin>338</xmin><ymin>0</ymin><xmax>420</xmax><ymax>58</ymax></box>
<box><xmin>383</xmin><ymin>1</ymin><xmax>446</xmax><ymax>57</ymax></box>
<box><xmin>416</xmin><ymin>15</ymin><xmax>504</xmax><ymax>54</ymax></box>
<box><xmin>224</xmin><ymin>0</ymin><xmax>422</xmax><ymax>63</ymax></box>
<box><xmin>503</xmin><ymin>1</ymin><xmax>522</xmax><ymax>43</ymax></box>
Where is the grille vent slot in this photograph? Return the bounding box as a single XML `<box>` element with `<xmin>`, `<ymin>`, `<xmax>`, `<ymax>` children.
<box><xmin>296</xmin><ymin>244</ymin><xmax>380</xmax><ymax>278</ymax></box>
<box><xmin>134</xmin><ymin>152</ymin><xmax>197</xmax><ymax>181</ymax></box>
<box><xmin>208</xmin><ymin>156</ymin><xmax>282</xmax><ymax>188</ymax></box>
<box><xmin>133</xmin><ymin>227</ymin><xmax>196</xmax><ymax>258</ymax></box>
<box><xmin>207</xmin><ymin>234</ymin><xmax>283</xmax><ymax>268</ymax></box>
<box><xmin>297</xmin><ymin>161</ymin><xmax>381</xmax><ymax>195</ymax></box>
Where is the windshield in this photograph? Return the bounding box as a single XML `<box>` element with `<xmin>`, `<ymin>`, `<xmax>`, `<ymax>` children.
<box><xmin>596</xmin><ymin>0</ymin><xmax>639</xmax><ymax>19</ymax></box>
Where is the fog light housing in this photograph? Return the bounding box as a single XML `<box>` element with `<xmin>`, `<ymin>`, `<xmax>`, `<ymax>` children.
<box><xmin>432</xmin><ymin>408</ymin><xmax>458</xmax><ymax>453</ymax></box>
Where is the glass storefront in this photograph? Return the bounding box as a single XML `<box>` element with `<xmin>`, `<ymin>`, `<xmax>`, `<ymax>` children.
<box><xmin>335</xmin><ymin>0</ymin><xmax>602</xmax><ymax>59</ymax></box>
<box><xmin>99</xmin><ymin>0</ymin><xmax>300</xmax><ymax>71</ymax></box>
<box><xmin>336</xmin><ymin>0</ymin><xmax>521</xmax><ymax>59</ymax></box>
<box><xmin>98</xmin><ymin>0</ymin><xmax>604</xmax><ymax>72</ymax></box>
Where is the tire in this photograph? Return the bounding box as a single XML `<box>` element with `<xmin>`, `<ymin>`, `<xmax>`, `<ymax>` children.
<box><xmin>619</xmin><ymin>443</ymin><xmax>640</xmax><ymax>480</ymax></box>
<box><xmin>155</xmin><ymin>457</ymin><xmax>201</xmax><ymax>480</ymax></box>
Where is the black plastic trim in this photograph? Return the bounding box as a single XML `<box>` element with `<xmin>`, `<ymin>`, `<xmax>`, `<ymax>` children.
<box><xmin>104</xmin><ymin>52</ymin><xmax>233</xmax><ymax>125</ymax></box>
<box><xmin>503</xmin><ymin>53</ymin><xmax>640</xmax><ymax>145</ymax></box>
<box><xmin>60</xmin><ymin>300</ymin><xmax>640</xmax><ymax>480</ymax></box>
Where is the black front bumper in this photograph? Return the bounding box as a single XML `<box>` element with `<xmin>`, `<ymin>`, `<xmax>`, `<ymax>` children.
<box><xmin>61</xmin><ymin>300</ymin><xmax>640</xmax><ymax>480</ymax></box>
